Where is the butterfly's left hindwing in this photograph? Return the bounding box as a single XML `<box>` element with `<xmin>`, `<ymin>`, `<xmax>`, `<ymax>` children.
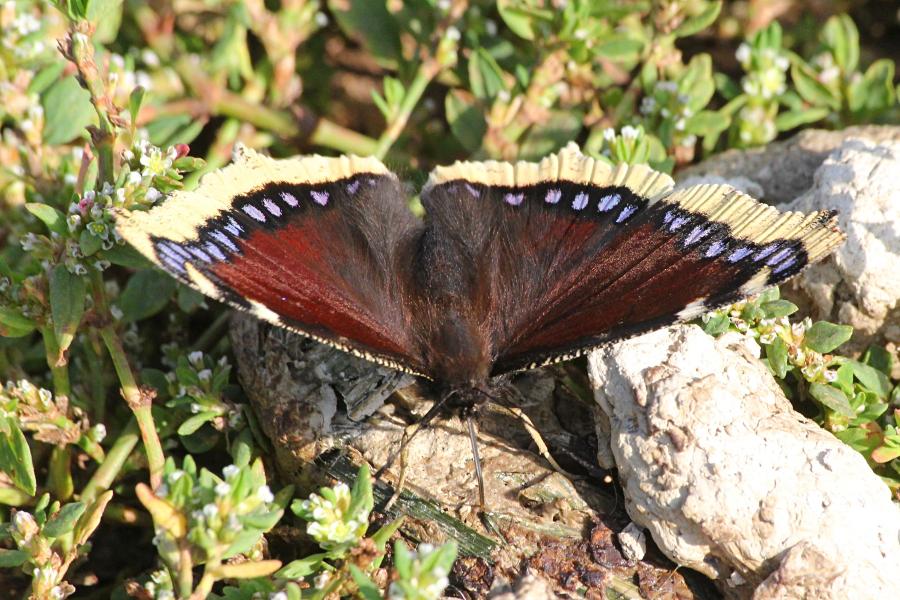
<box><xmin>116</xmin><ymin>146</ymin><xmax>429</xmax><ymax>376</ymax></box>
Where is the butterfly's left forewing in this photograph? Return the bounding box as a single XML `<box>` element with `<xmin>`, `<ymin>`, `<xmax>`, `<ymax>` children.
<box><xmin>116</xmin><ymin>146</ymin><xmax>428</xmax><ymax>376</ymax></box>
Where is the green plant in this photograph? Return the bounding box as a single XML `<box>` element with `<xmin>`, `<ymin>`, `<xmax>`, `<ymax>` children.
<box><xmin>701</xmin><ymin>288</ymin><xmax>900</xmax><ymax>494</ymax></box>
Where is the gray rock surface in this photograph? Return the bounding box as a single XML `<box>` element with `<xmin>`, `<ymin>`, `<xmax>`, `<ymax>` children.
<box><xmin>678</xmin><ymin>125</ymin><xmax>900</xmax><ymax>204</ymax></box>
<box><xmin>587</xmin><ymin>325</ymin><xmax>900</xmax><ymax>599</ymax></box>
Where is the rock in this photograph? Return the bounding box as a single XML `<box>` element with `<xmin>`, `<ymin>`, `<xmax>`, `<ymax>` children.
<box><xmin>617</xmin><ymin>522</ymin><xmax>646</xmax><ymax>562</ymax></box>
<box><xmin>678</xmin><ymin>125</ymin><xmax>900</xmax><ymax>204</ymax></box>
<box><xmin>784</xmin><ymin>137</ymin><xmax>900</xmax><ymax>347</ymax></box>
<box><xmin>587</xmin><ymin>324</ymin><xmax>900</xmax><ymax>599</ymax></box>
<box><xmin>487</xmin><ymin>569</ymin><xmax>555</xmax><ymax>600</ymax></box>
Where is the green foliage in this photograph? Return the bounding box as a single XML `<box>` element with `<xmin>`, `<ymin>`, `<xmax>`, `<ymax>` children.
<box><xmin>701</xmin><ymin>288</ymin><xmax>900</xmax><ymax>493</ymax></box>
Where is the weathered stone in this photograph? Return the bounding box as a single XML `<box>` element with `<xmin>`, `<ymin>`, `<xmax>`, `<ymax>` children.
<box><xmin>587</xmin><ymin>325</ymin><xmax>900</xmax><ymax>599</ymax></box>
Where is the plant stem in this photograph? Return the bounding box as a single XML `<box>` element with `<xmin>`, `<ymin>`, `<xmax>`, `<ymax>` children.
<box><xmin>211</xmin><ymin>91</ymin><xmax>378</xmax><ymax>155</ymax></box>
<box><xmin>40</xmin><ymin>328</ymin><xmax>71</xmax><ymax>398</ymax></box>
<box><xmin>81</xmin><ymin>419</ymin><xmax>140</xmax><ymax>504</ymax></box>
<box><xmin>373</xmin><ymin>66</ymin><xmax>434</xmax><ymax>159</ymax></box>
<box><xmin>90</xmin><ymin>272</ymin><xmax>165</xmax><ymax>489</ymax></box>
<box><xmin>48</xmin><ymin>446</ymin><xmax>74</xmax><ymax>501</ymax></box>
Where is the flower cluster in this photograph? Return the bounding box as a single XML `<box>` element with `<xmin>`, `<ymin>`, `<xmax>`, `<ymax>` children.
<box><xmin>598</xmin><ymin>125</ymin><xmax>652</xmax><ymax>165</ymax></box>
<box><xmin>143</xmin><ymin>457</ymin><xmax>285</xmax><ymax>567</ymax></box>
<box><xmin>1</xmin><ymin>379</ymin><xmax>105</xmax><ymax>459</ymax></box>
<box><xmin>735</xmin><ymin>42</ymin><xmax>790</xmax><ymax>100</ymax></box>
<box><xmin>160</xmin><ymin>350</ymin><xmax>243</xmax><ymax>438</ymax></box>
<box><xmin>0</xmin><ymin>1</ymin><xmax>61</xmax><ymax>64</ymax></box>
<box><xmin>294</xmin><ymin>481</ymin><xmax>370</xmax><ymax>550</ymax></box>
<box><xmin>387</xmin><ymin>541</ymin><xmax>457</xmax><ymax>600</ymax></box>
<box><xmin>640</xmin><ymin>81</ymin><xmax>697</xmax><ymax>149</ymax></box>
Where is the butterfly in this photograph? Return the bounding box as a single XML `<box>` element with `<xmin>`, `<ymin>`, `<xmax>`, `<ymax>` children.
<box><xmin>116</xmin><ymin>143</ymin><xmax>844</xmax><ymax>491</ymax></box>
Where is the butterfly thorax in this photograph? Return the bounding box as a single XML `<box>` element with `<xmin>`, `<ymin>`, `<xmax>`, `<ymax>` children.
<box><xmin>420</xmin><ymin>307</ymin><xmax>492</xmax><ymax>389</ymax></box>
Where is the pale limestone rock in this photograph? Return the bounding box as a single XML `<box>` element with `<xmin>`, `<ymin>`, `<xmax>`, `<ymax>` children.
<box><xmin>617</xmin><ymin>522</ymin><xmax>646</xmax><ymax>562</ymax></box>
<box><xmin>785</xmin><ymin>138</ymin><xmax>900</xmax><ymax>344</ymax></box>
<box><xmin>587</xmin><ymin>325</ymin><xmax>900</xmax><ymax>599</ymax></box>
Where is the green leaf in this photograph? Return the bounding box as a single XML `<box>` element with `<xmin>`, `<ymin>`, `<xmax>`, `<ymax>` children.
<box><xmin>27</xmin><ymin>62</ymin><xmax>67</xmax><ymax>95</ymax></box>
<box><xmin>863</xmin><ymin>345</ymin><xmax>892</xmax><ymax>375</ymax></box>
<box><xmin>42</xmin><ymin>502</ymin><xmax>86</xmax><ymax>538</ymax></box>
<box><xmin>349</xmin><ymin>565</ymin><xmax>382</xmax><ymax>600</ymax></box>
<box><xmin>50</xmin><ymin>265</ymin><xmax>86</xmax><ymax>353</ymax></box>
<box><xmin>767</xmin><ymin>336</ymin><xmax>789</xmax><ymax>379</ymax></box>
<box><xmin>0</xmin><ymin>306</ymin><xmax>36</xmax><ymax>338</ymax></box>
<box><xmin>25</xmin><ymin>203</ymin><xmax>67</xmax><ymax>236</ymax></box>
<box><xmin>685</xmin><ymin>110</ymin><xmax>729</xmax><ymax>136</ymax></box>
<box><xmin>672</xmin><ymin>1</ymin><xmax>722</xmax><ymax>38</ymax></box>
<box><xmin>804</xmin><ymin>322</ymin><xmax>853</xmax><ymax>353</ymax></box>
<box><xmin>129</xmin><ymin>86</ymin><xmax>146</xmax><ymax>125</ymax></box>
<box><xmin>844</xmin><ymin>359</ymin><xmax>891</xmax><ymax>399</ymax></box>
<box><xmin>0</xmin><ymin>417</ymin><xmax>36</xmax><ymax>496</ymax></box>
<box><xmin>593</xmin><ymin>36</ymin><xmax>644</xmax><ymax>60</ymax></box>
<box><xmin>327</xmin><ymin>0</ymin><xmax>401</xmax><ymax>67</ymax></box>
<box><xmin>702</xmin><ymin>313</ymin><xmax>731</xmax><ymax>336</ymax></box>
<box><xmin>445</xmin><ymin>90</ymin><xmax>486</xmax><ymax>153</ymax></box>
<box><xmin>41</xmin><ymin>76</ymin><xmax>96</xmax><ymax>145</ymax></box>
<box><xmin>177</xmin><ymin>411</ymin><xmax>219</xmax><ymax>436</ymax></box>
<box><xmin>74</xmin><ymin>490</ymin><xmax>113</xmax><ymax>545</ymax></box>
<box><xmin>791</xmin><ymin>61</ymin><xmax>841</xmax><ymax>110</ymax></box>
<box><xmin>775</xmin><ymin>107</ymin><xmax>829</xmax><ymax>131</ymax></box>
<box><xmin>822</xmin><ymin>14</ymin><xmax>859</xmax><ymax>73</ymax></box>
<box><xmin>118</xmin><ymin>269</ymin><xmax>177</xmax><ymax>322</ymax></box>
<box><xmin>497</xmin><ymin>0</ymin><xmax>554</xmax><ymax>41</ymax></box>
<box><xmin>79</xmin><ymin>229</ymin><xmax>103</xmax><ymax>256</ymax></box>
<box><xmin>347</xmin><ymin>463</ymin><xmax>373</xmax><ymax>520</ymax></box>
<box><xmin>518</xmin><ymin>110</ymin><xmax>582</xmax><ymax>160</ymax></box>
<box><xmin>855</xmin><ymin>59</ymin><xmax>896</xmax><ymax>113</ymax></box>
<box><xmin>0</xmin><ymin>549</ymin><xmax>28</xmax><ymax>567</ymax></box>
<box><xmin>468</xmin><ymin>48</ymin><xmax>507</xmax><ymax>100</ymax></box>
<box><xmin>808</xmin><ymin>383</ymin><xmax>854</xmax><ymax>417</ymax></box>
<box><xmin>100</xmin><ymin>243</ymin><xmax>153</xmax><ymax>269</ymax></box>
<box><xmin>760</xmin><ymin>299</ymin><xmax>798</xmax><ymax>318</ymax></box>
<box><xmin>275</xmin><ymin>553</ymin><xmax>328</xmax><ymax>579</ymax></box>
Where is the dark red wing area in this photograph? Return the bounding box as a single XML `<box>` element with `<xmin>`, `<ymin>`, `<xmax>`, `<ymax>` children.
<box><xmin>419</xmin><ymin>180</ymin><xmax>810</xmax><ymax>376</ymax></box>
<box><xmin>150</xmin><ymin>174</ymin><xmax>427</xmax><ymax>375</ymax></box>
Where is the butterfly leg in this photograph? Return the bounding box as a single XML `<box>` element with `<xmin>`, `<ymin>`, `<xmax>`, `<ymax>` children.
<box><xmin>465</xmin><ymin>413</ymin><xmax>486</xmax><ymax>510</ymax></box>
<box><xmin>382</xmin><ymin>423</ymin><xmax>416</xmax><ymax>512</ymax></box>
<box><xmin>500</xmin><ymin>405</ymin><xmax>579</xmax><ymax>480</ymax></box>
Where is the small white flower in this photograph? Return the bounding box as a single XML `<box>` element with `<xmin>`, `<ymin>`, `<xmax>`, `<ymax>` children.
<box><xmin>93</xmin><ymin>423</ymin><xmax>107</xmax><ymax>442</ymax></box>
<box><xmin>735</xmin><ymin>43</ymin><xmax>751</xmax><ymax>65</ymax></box>
<box><xmin>202</xmin><ymin>503</ymin><xmax>219</xmax><ymax>519</ymax></box>
<box><xmin>314</xmin><ymin>11</ymin><xmax>328</xmax><ymax>27</ymax></box>
<box><xmin>574</xmin><ymin>28</ymin><xmax>587</xmax><ymax>40</ymax></box>
<box><xmin>188</xmin><ymin>350</ymin><xmax>204</xmax><ymax>366</ymax></box>
<box><xmin>38</xmin><ymin>388</ymin><xmax>52</xmax><ymax>405</ymax></box>
<box><xmin>620</xmin><ymin>125</ymin><xmax>639</xmax><ymax>140</ymax></box>
<box><xmin>602</xmin><ymin>127</ymin><xmax>616</xmax><ymax>142</ymax></box>
<box><xmin>141</xmin><ymin>48</ymin><xmax>160</xmax><ymax>67</ymax></box>
<box><xmin>222</xmin><ymin>464</ymin><xmax>240</xmax><ymax>479</ymax></box>
<box><xmin>446</xmin><ymin>26</ymin><xmax>461</xmax><ymax>42</ymax></box>
<box><xmin>269</xmin><ymin>593</ymin><xmax>289</xmax><ymax>600</ymax></box>
<box><xmin>189</xmin><ymin>402</ymin><xmax>202</xmax><ymax>414</ymax></box>
<box><xmin>197</xmin><ymin>369</ymin><xmax>212</xmax><ymax>382</ymax></box>
<box><xmin>497</xmin><ymin>89</ymin><xmax>510</xmax><ymax>103</ymax></box>
<box><xmin>110</xmin><ymin>305</ymin><xmax>124</xmax><ymax>321</ymax></box>
<box><xmin>257</xmin><ymin>485</ymin><xmax>274</xmax><ymax>503</ymax></box>
<box><xmin>127</xmin><ymin>171</ymin><xmax>142</xmax><ymax>186</ymax></box>
<box><xmin>674</xmin><ymin>118</ymin><xmax>686</xmax><ymax>131</ymax></box>
<box><xmin>215</xmin><ymin>482</ymin><xmax>231</xmax><ymax>497</ymax></box>
<box><xmin>169</xmin><ymin>470</ymin><xmax>185</xmax><ymax>482</ymax></box>
<box><xmin>485</xmin><ymin>19</ymin><xmax>498</xmax><ymax>36</ymax></box>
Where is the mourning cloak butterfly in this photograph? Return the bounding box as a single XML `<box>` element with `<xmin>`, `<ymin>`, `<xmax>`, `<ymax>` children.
<box><xmin>116</xmin><ymin>143</ymin><xmax>844</xmax><ymax>403</ymax></box>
